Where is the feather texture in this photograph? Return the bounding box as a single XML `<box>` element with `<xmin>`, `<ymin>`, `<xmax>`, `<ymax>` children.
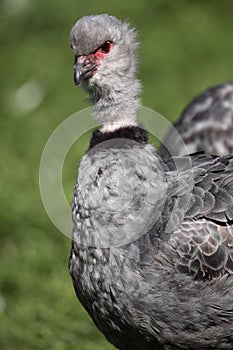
<box><xmin>159</xmin><ymin>82</ymin><xmax>233</xmax><ymax>159</ymax></box>
<box><xmin>68</xmin><ymin>14</ymin><xmax>233</xmax><ymax>350</ymax></box>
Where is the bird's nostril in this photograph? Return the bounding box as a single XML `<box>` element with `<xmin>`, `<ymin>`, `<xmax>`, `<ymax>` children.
<box><xmin>84</xmin><ymin>60</ymin><xmax>91</xmax><ymax>68</ymax></box>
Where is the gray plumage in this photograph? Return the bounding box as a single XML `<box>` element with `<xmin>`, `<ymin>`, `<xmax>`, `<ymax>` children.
<box><xmin>69</xmin><ymin>14</ymin><xmax>233</xmax><ymax>350</ymax></box>
<box><xmin>159</xmin><ymin>82</ymin><xmax>233</xmax><ymax>159</ymax></box>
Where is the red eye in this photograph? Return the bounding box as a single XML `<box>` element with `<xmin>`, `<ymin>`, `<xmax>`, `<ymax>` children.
<box><xmin>100</xmin><ymin>41</ymin><xmax>112</xmax><ymax>54</ymax></box>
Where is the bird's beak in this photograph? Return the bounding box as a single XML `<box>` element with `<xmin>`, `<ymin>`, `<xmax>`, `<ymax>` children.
<box><xmin>74</xmin><ymin>55</ymin><xmax>98</xmax><ymax>86</ymax></box>
<box><xmin>74</xmin><ymin>61</ymin><xmax>83</xmax><ymax>86</ymax></box>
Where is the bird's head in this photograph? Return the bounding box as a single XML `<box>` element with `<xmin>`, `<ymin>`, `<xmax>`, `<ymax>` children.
<box><xmin>70</xmin><ymin>14</ymin><xmax>138</xmax><ymax>90</ymax></box>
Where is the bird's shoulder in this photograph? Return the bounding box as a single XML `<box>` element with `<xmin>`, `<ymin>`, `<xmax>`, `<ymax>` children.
<box><xmin>73</xmin><ymin>140</ymin><xmax>168</xmax><ymax>247</ymax></box>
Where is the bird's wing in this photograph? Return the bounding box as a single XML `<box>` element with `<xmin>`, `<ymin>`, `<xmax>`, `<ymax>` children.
<box><xmin>159</xmin><ymin>82</ymin><xmax>233</xmax><ymax>159</ymax></box>
<box><xmin>166</xmin><ymin>153</ymin><xmax>233</xmax><ymax>279</ymax></box>
<box><xmin>185</xmin><ymin>154</ymin><xmax>233</xmax><ymax>224</ymax></box>
<box><xmin>170</xmin><ymin>220</ymin><xmax>233</xmax><ymax>279</ymax></box>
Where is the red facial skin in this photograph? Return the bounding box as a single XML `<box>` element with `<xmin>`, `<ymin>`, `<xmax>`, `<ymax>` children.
<box><xmin>74</xmin><ymin>41</ymin><xmax>114</xmax><ymax>84</ymax></box>
<box><xmin>77</xmin><ymin>42</ymin><xmax>114</xmax><ymax>70</ymax></box>
<box><xmin>93</xmin><ymin>41</ymin><xmax>114</xmax><ymax>61</ymax></box>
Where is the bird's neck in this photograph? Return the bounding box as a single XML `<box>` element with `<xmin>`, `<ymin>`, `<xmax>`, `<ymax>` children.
<box><xmin>88</xmin><ymin>125</ymin><xmax>148</xmax><ymax>150</ymax></box>
<box><xmin>86</xmin><ymin>75</ymin><xmax>141</xmax><ymax>133</ymax></box>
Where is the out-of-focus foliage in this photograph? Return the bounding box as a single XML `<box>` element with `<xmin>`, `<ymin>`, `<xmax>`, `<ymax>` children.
<box><xmin>0</xmin><ymin>0</ymin><xmax>233</xmax><ymax>349</ymax></box>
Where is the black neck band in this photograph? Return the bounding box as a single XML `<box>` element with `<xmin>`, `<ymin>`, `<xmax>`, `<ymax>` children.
<box><xmin>88</xmin><ymin>125</ymin><xmax>149</xmax><ymax>150</ymax></box>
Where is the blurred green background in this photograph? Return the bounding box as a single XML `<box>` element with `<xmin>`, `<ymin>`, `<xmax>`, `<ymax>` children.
<box><xmin>0</xmin><ymin>0</ymin><xmax>233</xmax><ymax>349</ymax></box>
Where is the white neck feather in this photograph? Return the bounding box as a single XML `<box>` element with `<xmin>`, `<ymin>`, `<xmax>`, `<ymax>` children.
<box><xmin>100</xmin><ymin>120</ymin><xmax>138</xmax><ymax>133</ymax></box>
<box><xmin>85</xmin><ymin>73</ymin><xmax>141</xmax><ymax>133</ymax></box>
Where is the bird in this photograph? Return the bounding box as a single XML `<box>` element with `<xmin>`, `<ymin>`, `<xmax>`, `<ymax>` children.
<box><xmin>68</xmin><ymin>14</ymin><xmax>233</xmax><ymax>350</ymax></box>
<box><xmin>159</xmin><ymin>82</ymin><xmax>233</xmax><ymax>160</ymax></box>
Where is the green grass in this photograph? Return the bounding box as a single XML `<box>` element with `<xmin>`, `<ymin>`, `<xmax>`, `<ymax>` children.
<box><xmin>1</xmin><ymin>0</ymin><xmax>233</xmax><ymax>349</ymax></box>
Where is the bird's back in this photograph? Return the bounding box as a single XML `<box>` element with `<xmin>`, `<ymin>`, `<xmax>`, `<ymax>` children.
<box><xmin>159</xmin><ymin>82</ymin><xmax>233</xmax><ymax>159</ymax></box>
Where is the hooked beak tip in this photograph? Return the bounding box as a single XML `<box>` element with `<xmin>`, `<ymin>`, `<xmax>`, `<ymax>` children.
<box><xmin>74</xmin><ymin>71</ymin><xmax>82</xmax><ymax>86</ymax></box>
